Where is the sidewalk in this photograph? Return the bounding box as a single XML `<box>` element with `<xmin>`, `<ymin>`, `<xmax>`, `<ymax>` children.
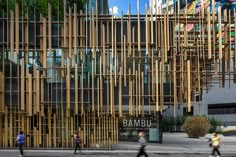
<box><xmin>112</xmin><ymin>133</ymin><xmax>236</xmax><ymax>153</ymax></box>
<box><xmin>0</xmin><ymin>133</ymin><xmax>235</xmax><ymax>155</ymax></box>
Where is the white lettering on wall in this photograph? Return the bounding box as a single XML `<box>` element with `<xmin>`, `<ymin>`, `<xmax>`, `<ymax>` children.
<box><xmin>122</xmin><ymin>119</ymin><xmax>152</xmax><ymax>128</ymax></box>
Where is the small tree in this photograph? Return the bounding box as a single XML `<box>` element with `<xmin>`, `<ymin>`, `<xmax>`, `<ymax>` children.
<box><xmin>182</xmin><ymin>116</ymin><xmax>211</xmax><ymax>138</ymax></box>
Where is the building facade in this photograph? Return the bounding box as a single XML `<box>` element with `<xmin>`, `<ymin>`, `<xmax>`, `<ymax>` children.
<box><xmin>0</xmin><ymin>0</ymin><xmax>235</xmax><ymax>148</ymax></box>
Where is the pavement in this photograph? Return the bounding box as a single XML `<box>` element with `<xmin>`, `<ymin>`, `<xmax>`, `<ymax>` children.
<box><xmin>0</xmin><ymin>133</ymin><xmax>235</xmax><ymax>157</ymax></box>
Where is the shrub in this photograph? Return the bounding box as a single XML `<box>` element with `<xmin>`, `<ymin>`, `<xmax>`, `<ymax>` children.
<box><xmin>209</xmin><ymin>117</ymin><xmax>222</xmax><ymax>133</ymax></box>
<box><xmin>182</xmin><ymin>116</ymin><xmax>211</xmax><ymax>138</ymax></box>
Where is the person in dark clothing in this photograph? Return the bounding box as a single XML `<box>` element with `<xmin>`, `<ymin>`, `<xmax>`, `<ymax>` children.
<box><xmin>137</xmin><ymin>131</ymin><xmax>148</xmax><ymax>157</ymax></box>
<box><xmin>16</xmin><ymin>131</ymin><xmax>25</xmax><ymax>157</ymax></box>
<box><xmin>74</xmin><ymin>131</ymin><xmax>81</xmax><ymax>154</ymax></box>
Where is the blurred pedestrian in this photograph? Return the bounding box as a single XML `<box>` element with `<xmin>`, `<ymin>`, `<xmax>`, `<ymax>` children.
<box><xmin>137</xmin><ymin>131</ymin><xmax>148</xmax><ymax>157</ymax></box>
<box><xmin>209</xmin><ymin>132</ymin><xmax>221</xmax><ymax>157</ymax></box>
<box><xmin>74</xmin><ymin>131</ymin><xmax>81</xmax><ymax>154</ymax></box>
<box><xmin>16</xmin><ymin>131</ymin><xmax>25</xmax><ymax>157</ymax></box>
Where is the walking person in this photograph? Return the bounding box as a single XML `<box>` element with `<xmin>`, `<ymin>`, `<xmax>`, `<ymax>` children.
<box><xmin>209</xmin><ymin>132</ymin><xmax>222</xmax><ymax>157</ymax></box>
<box><xmin>16</xmin><ymin>131</ymin><xmax>25</xmax><ymax>157</ymax></box>
<box><xmin>74</xmin><ymin>131</ymin><xmax>81</xmax><ymax>154</ymax></box>
<box><xmin>137</xmin><ymin>131</ymin><xmax>148</xmax><ymax>157</ymax></box>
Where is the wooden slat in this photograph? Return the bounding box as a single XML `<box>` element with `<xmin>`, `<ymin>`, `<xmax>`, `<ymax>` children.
<box><xmin>218</xmin><ymin>6</ymin><xmax>222</xmax><ymax>59</ymax></box>
<box><xmin>48</xmin><ymin>107</ymin><xmax>51</xmax><ymax>147</ymax></box>
<box><xmin>53</xmin><ymin>114</ymin><xmax>56</xmax><ymax>147</ymax></box>
<box><xmin>66</xmin><ymin>57</ymin><xmax>70</xmax><ymax>117</ymax></box>
<box><xmin>43</xmin><ymin>17</ymin><xmax>47</xmax><ymax>70</ymax></box>
<box><xmin>10</xmin><ymin>11</ymin><xmax>14</xmax><ymax>61</ymax></box>
<box><xmin>119</xmin><ymin>70</ymin><xmax>122</xmax><ymax>117</ymax></box>
<box><xmin>145</xmin><ymin>9</ymin><xmax>149</xmax><ymax>55</ymax></box>
<box><xmin>4</xmin><ymin>107</ymin><xmax>8</xmax><ymax>147</ymax></box>
<box><xmin>0</xmin><ymin>72</ymin><xmax>4</xmax><ymax>111</ymax></box>
<box><xmin>69</xmin><ymin>7</ymin><xmax>72</xmax><ymax>58</ymax></box>
<box><xmin>92</xmin><ymin>60</ymin><xmax>95</xmax><ymax>112</ymax></box>
<box><xmin>155</xmin><ymin>60</ymin><xmax>159</xmax><ymax>112</ymax></box>
<box><xmin>28</xmin><ymin>73</ymin><xmax>32</xmax><ymax>116</ymax></box>
<box><xmin>15</xmin><ymin>3</ymin><xmax>19</xmax><ymax>55</ymax></box>
<box><xmin>73</xmin><ymin>3</ymin><xmax>78</xmax><ymax>64</ymax></box>
<box><xmin>81</xmin><ymin>63</ymin><xmax>84</xmax><ymax>115</ymax></box>
<box><xmin>48</xmin><ymin>3</ymin><xmax>52</xmax><ymax>55</ymax></box>
<box><xmin>75</xmin><ymin>64</ymin><xmax>78</xmax><ymax>114</ymax></box>
<box><xmin>187</xmin><ymin>60</ymin><xmax>191</xmax><ymax>112</ymax></box>
<box><xmin>207</xmin><ymin>7</ymin><xmax>211</xmax><ymax>59</ymax></box>
<box><xmin>234</xmin><ymin>10</ymin><xmax>236</xmax><ymax>83</ymax></box>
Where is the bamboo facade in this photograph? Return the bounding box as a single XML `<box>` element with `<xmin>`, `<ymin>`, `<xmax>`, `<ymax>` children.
<box><xmin>0</xmin><ymin>1</ymin><xmax>236</xmax><ymax>148</ymax></box>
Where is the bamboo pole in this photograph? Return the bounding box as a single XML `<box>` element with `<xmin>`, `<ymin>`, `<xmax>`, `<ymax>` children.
<box><xmin>145</xmin><ymin>8</ymin><xmax>149</xmax><ymax>55</ymax></box>
<box><xmin>124</xmin><ymin>35</ymin><xmax>127</xmax><ymax>86</ymax></box>
<box><xmin>119</xmin><ymin>70</ymin><xmax>122</xmax><ymax>117</ymax></box>
<box><xmin>74</xmin><ymin>3</ymin><xmax>78</xmax><ymax>64</ymax></box>
<box><xmin>218</xmin><ymin>6</ymin><xmax>222</xmax><ymax>59</ymax></box>
<box><xmin>155</xmin><ymin>60</ymin><xmax>159</xmax><ymax>112</ymax></box>
<box><xmin>28</xmin><ymin>73</ymin><xmax>32</xmax><ymax>116</ymax></box>
<box><xmin>187</xmin><ymin>60</ymin><xmax>191</xmax><ymax>112</ymax></box>
<box><xmin>234</xmin><ymin>10</ymin><xmax>236</xmax><ymax>83</ymax></box>
<box><xmin>207</xmin><ymin>7</ymin><xmax>211</xmax><ymax>59</ymax></box>
<box><xmin>21</xmin><ymin>60</ymin><xmax>25</xmax><ymax>111</ymax></box>
<box><xmin>81</xmin><ymin>63</ymin><xmax>84</xmax><ymax>115</ymax></box>
<box><xmin>75</xmin><ymin>64</ymin><xmax>78</xmax><ymax>114</ymax></box>
<box><xmin>141</xmin><ymin>72</ymin><xmax>144</xmax><ymax>116</ymax></box>
<box><xmin>53</xmin><ymin>114</ymin><xmax>56</xmax><ymax>147</ymax></box>
<box><xmin>15</xmin><ymin>3</ymin><xmax>19</xmax><ymax>55</ymax></box>
<box><xmin>48</xmin><ymin>3</ymin><xmax>52</xmax><ymax>56</ymax></box>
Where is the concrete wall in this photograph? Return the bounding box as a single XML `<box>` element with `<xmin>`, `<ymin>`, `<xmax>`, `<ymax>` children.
<box><xmin>202</xmin><ymin>80</ymin><xmax>236</xmax><ymax>126</ymax></box>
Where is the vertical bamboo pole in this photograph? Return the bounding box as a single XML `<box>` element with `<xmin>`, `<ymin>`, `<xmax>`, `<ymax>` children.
<box><xmin>39</xmin><ymin>115</ymin><xmax>42</xmax><ymax>145</ymax></box>
<box><xmin>141</xmin><ymin>72</ymin><xmax>144</xmax><ymax>116</ymax></box>
<box><xmin>0</xmin><ymin>72</ymin><xmax>4</xmax><ymax>112</ymax></box>
<box><xmin>97</xmin><ymin>77</ymin><xmax>100</xmax><ymax>116</ymax></box>
<box><xmin>145</xmin><ymin>9</ymin><xmax>149</xmax><ymax>55</ymax></box>
<box><xmin>15</xmin><ymin>3</ymin><xmax>19</xmax><ymax>55</ymax></box>
<box><xmin>137</xmin><ymin>4</ymin><xmax>140</xmax><ymax>52</ymax></box>
<box><xmin>71</xmin><ymin>117</ymin><xmax>74</xmax><ymax>147</ymax></box>
<box><xmin>34</xmin><ymin>127</ymin><xmax>37</xmax><ymax>147</ymax></box>
<box><xmin>36</xmin><ymin>70</ymin><xmax>40</xmax><ymax>114</ymax></box>
<box><xmin>48</xmin><ymin>107</ymin><xmax>51</xmax><ymax>147</ymax></box>
<box><xmin>138</xmin><ymin>64</ymin><xmax>141</xmax><ymax>115</ymax></box>
<box><xmin>69</xmin><ymin>7</ymin><xmax>72</xmax><ymax>58</ymax></box>
<box><xmin>187</xmin><ymin>60</ymin><xmax>191</xmax><ymax>112</ymax></box>
<box><xmin>119</xmin><ymin>70</ymin><xmax>122</xmax><ymax>117</ymax></box>
<box><xmin>128</xmin><ymin>69</ymin><xmax>132</xmax><ymax>115</ymax></box>
<box><xmin>81</xmin><ymin>63</ymin><xmax>84</xmax><ymax>115</ymax></box>
<box><xmin>21</xmin><ymin>60</ymin><xmax>25</xmax><ymax>111</ymax></box>
<box><xmin>48</xmin><ymin>2</ymin><xmax>52</xmax><ymax>56</ymax></box>
<box><xmin>92</xmin><ymin>60</ymin><xmax>95</xmax><ymax>112</ymax></box>
<box><xmin>218</xmin><ymin>6</ymin><xmax>222</xmax><ymax>59</ymax></box>
<box><xmin>10</xmin><ymin>11</ymin><xmax>14</xmax><ymax>61</ymax></box>
<box><xmin>66</xmin><ymin>56</ymin><xmax>70</xmax><ymax>117</ymax></box>
<box><xmin>124</xmin><ymin>35</ymin><xmax>127</xmax><ymax>86</ymax></box>
<box><xmin>155</xmin><ymin>60</ymin><xmax>159</xmax><ymax>112</ymax></box>
<box><xmin>135</xmin><ymin>70</ymin><xmax>138</xmax><ymax>116</ymax></box>
<box><xmin>53</xmin><ymin>114</ymin><xmax>56</xmax><ymax>147</ymax></box>
<box><xmin>10</xmin><ymin>113</ymin><xmax>13</xmax><ymax>147</ymax></box>
<box><xmin>234</xmin><ymin>10</ymin><xmax>236</xmax><ymax>83</ymax></box>
<box><xmin>74</xmin><ymin>3</ymin><xmax>78</xmax><ymax>64</ymax></box>
<box><xmin>0</xmin><ymin>73</ymin><xmax>2</xmax><ymax>136</ymax></box>
<box><xmin>75</xmin><ymin>64</ymin><xmax>78</xmax><ymax>114</ymax></box>
<box><xmin>26</xmin><ymin>117</ymin><xmax>30</xmax><ymax>147</ymax></box>
<box><xmin>28</xmin><ymin>73</ymin><xmax>32</xmax><ymax>116</ymax></box>
<box><xmin>0</xmin><ymin>115</ymin><xmax>2</xmax><ymax>147</ymax></box>
<box><xmin>4</xmin><ymin>106</ymin><xmax>8</xmax><ymax>147</ymax></box>
<box><xmin>114</xmin><ymin>20</ymin><xmax>117</xmax><ymax>86</ymax></box>
<box><xmin>207</xmin><ymin>7</ymin><xmax>211</xmax><ymax>59</ymax></box>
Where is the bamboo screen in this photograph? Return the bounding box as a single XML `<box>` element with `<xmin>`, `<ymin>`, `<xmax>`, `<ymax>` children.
<box><xmin>0</xmin><ymin>1</ymin><xmax>236</xmax><ymax>148</ymax></box>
